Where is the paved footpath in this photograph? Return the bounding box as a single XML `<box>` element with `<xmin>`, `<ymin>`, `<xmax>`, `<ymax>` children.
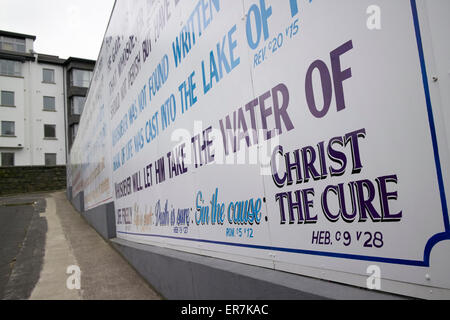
<box><xmin>0</xmin><ymin>191</ymin><xmax>162</xmax><ymax>300</ymax></box>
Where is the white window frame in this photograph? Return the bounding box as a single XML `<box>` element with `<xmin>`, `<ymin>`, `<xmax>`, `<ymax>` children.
<box><xmin>0</xmin><ymin>59</ymin><xmax>22</xmax><ymax>77</ymax></box>
<box><xmin>43</xmin><ymin>96</ymin><xmax>56</xmax><ymax>111</ymax></box>
<box><xmin>0</xmin><ymin>36</ymin><xmax>26</xmax><ymax>53</ymax></box>
<box><xmin>1</xmin><ymin>121</ymin><xmax>15</xmax><ymax>136</ymax></box>
<box><xmin>44</xmin><ymin>153</ymin><xmax>57</xmax><ymax>166</ymax></box>
<box><xmin>1</xmin><ymin>152</ymin><xmax>15</xmax><ymax>167</ymax></box>
<box><xmin>1</xmin><ymin>91</ymin><xmax>15</xmax><ymax>107</ymax></box>
<box><xmin>42</xmin><ymin>68</ymin><xmax>55</xmax><ymax>83</ymax></box>
<box><xmin>44</xmin><ymin>124</ymin><xmax>56</xmax><ymax>139</ymax></box>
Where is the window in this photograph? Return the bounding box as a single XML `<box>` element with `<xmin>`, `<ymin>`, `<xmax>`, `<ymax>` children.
<box><xmin>70</xmin><ymin>69</ymin><xmax>93</xmax><ymax>88</ymax></box>
<box><xmin>1</xmin><ymin>91</ymin><xmax>14</xmax><ymax>106</ymax></box>
<box><xmin>0</xmin><ymin>36</ymin><xmax>25</xmax><ymax>53</ymax></box>
<box><xmin>71</xmin><ymin>96</ymin><xmax>86</xmax><ymax>115</ymax></box>
<box><xmin>0</xmin><ymin>59</ymin><xmax>22</xmax><ymax>77</ymax></box>
<box><xmin>43</xmin><ymin>69</ymin><xmax>55</xmax><ymax>83</ymax></box>
<box><xmin>71</xmin><ymin>124</ymin><xmax>79</xmax><ymax>141</ymax></box>
<box><xmin>43</xmin><ymin>96</ymin><xmax>55</xmax><ymax>111</ymax></box>
<box><xmin>1</xmin><ymin>121</ymin><xmax>15</xmax><ymax>136</ymax></box>
<box><xmin>45</xmin><ymin>153</ymin><xmax>57</xmax><ymax>166</ymax></box>
<box><xmin>44</xmin><ymin>124</ymin><xmax>56</xmax><ymax>139</ymax></box>
<box><xmin>1</xmin><ymin>153</ymin><xmax>14</xmax><ymax>167</ymax></box>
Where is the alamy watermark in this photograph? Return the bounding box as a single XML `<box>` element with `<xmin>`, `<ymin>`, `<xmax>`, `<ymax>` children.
<box><xmin>66</xmin><ymin>265</ymin><xmax>81</xmax><ymax>290</ymax></box>
<box><xmin>366</xmin><ymin>265</ymin><xmax>381</xmax><ymax>290</ymax></box>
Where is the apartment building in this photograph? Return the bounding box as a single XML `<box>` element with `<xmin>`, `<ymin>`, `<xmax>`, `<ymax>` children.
<box><xmin>0</xmin><ymin>30</ymin><xmax>95</xmax><ymax>167</ymax></box>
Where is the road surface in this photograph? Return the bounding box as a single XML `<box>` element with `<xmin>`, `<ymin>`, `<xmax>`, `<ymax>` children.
<box><xmin>0</xmin><ymin>191</ymin><xmax>162</xmax><ymax>300</ymax></box>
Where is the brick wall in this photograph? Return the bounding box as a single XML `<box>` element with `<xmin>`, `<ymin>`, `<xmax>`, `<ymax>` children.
<box><xmin>0</xmin><ymin>166</ymin><xmax>66</xmax><ymax>196</ymax></box>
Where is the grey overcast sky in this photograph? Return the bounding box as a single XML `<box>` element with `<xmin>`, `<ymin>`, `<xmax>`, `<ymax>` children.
<box><xmin>0</xmin><ymin>0</ymin><xmax>115</xmax><ymax>60</ymax></box>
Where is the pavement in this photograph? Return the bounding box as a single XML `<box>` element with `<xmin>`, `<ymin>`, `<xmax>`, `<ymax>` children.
<box><xmin>0</xmin><ymin>191</ymin><xmax>162</xmax><ymax>300</ymax></box>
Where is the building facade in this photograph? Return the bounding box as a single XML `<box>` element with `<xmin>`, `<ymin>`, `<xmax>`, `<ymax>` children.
<box><xmin>0</xmin><ymin>30</ymin><xmax>95</xmax><ymax>167</ymax></box>
<box><xmin>64</xmin><ymin>57</ymin><xmax>95</xmax><ymax>154</ymax></box>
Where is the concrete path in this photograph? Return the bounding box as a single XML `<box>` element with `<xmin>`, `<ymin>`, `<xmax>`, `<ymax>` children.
<box><xmin>0</xmin><ymin>191</ymin><xmax>162</xmax><ymax>300</ymax></box>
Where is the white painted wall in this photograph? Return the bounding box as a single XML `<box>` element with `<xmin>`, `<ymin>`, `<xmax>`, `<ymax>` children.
<box><xmin>0</xmin><ymin>58</ymin><xmax>66</xmax><ymax>166</ymax></box>
<box><xmin>0</xmin><ymin>64</ymin><xmax>26</xmax><ymax>165</ymax></box>
<box><xmin>29</xmin><ymin>62</ymin><xmax>66</xmax><ymax>165</ymax></box>
<box><xmin>0</xmin><ymin>74</ymin><xmax>25</xmax><ymax>148</ymax></box>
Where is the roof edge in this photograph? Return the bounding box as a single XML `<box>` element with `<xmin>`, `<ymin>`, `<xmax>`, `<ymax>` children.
<box><xmin>0</xmin><ymin>30</ymin><xmax>36</xmax><ymax>40</ymax></box>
